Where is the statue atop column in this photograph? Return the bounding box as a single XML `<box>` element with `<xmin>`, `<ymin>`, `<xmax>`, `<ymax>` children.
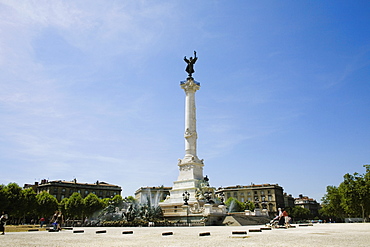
<box><xmin>184</xmin><ymin>51</ymin><xmax>198</xmax><ymax>78</ymax></box>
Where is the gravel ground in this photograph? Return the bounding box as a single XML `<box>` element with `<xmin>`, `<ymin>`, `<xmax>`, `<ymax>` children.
<box><xmin>0</xmin><ymin>223</ymin><xmax>369</xmax><ymax>247</ymax></box>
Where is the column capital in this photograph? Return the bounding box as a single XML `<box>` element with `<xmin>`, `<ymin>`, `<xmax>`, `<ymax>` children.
<box><xmin>180</xmin><ymin>78</ymin><xmax>200</xmax><ymax>92</ymax></box>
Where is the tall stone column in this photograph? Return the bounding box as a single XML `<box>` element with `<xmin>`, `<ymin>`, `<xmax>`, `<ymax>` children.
<box><xmin>160</xmin><ymin>77</ymin><xmax>204</xmax><ymax>205</ymax></box>
<box><xmin>177</xmin><ymin>78</ymin><xmax>204</xmax><ymax>181</ymax></box>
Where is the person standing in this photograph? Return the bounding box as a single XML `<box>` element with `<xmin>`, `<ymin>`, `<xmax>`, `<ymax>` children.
<box><xmin>51</xmin><ymin>211</ymin><xmax>63</xmax><ymax>231</ymax></box>
<box><xmin>39</xmin><ymin>217</ymin><xmax>45</xmax><ymax>228</ymax></box>
<box><xmin>282</xmin><ymin>209</ymin><xmax>290</xmax><ymax>227</ymax></box>
<box><xmin>0</xmin><ymin>212</ymin><xmax>8</xmax><ymax>235</ymax></box>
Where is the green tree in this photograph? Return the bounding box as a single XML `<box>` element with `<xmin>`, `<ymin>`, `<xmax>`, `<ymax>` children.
<box><xmin>59</xmin><ymin>197</ymin><xmax>69</xmax><ymax>217</ymax></box>
<box><xmin>244</xmin><ymin>200</ymin><xmax>255</xmax><ymax>212</ymax></box>
<box><xmin>339</xmin><ymin>166</ymin><xmax>370</xmax><ymax>220</ymax></box>
<box><xmin>0</xmin><ymin>184</ymin><xmax>9</xmax><ymax>213</ymax></box>
<box><xmin>124</xmin><ymin>196</ymin><xmax>137</xmax><ymax>203</ymax></box>
<box><xmin>225</xmin><ymin>197</ymin><xmax>246</xmax><ymax>212</ymax></box>
<box><xmin>320</xmin><ymin>185</ymin><xmax>345</xmax><ymax>220</ymax></box>
<box><xmin>22</xmin><ymin>188</ymin><xmax>37</xmax><ymax>219</ymax></box>
<box><xmin>84</xmin><ymin>193</ymin><xmax>103</xmax><ymax>218</ymax></box>
<box><xmin>36</xmin><ymin>191</ymin><xmax>58</xmax><ymax>219</ymax></box>
<box><xmin>65</xmin><ymin>192</ymin><xmax>84</xmax><ymax>220</ymax></box>
<box><xmin>322</xmin><ymin>165</ymin><xmax>370</xmax><ymax>222</ymax></box>
<box><xmin>4</xmin><ymin>183</ymin><xmax>24</xmax><ymax>223</ymax></box>
<box><xmin>111</xmin><ymin>195</ymin><xmax>123</xmax><ymax>206</ymax></box>
<box><xmin>288</xmin><ymin>206</ymin><xmax>312</xmax><ymax>220</ymax></box>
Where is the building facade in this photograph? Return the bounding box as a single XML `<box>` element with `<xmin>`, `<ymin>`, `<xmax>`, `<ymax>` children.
<box><xmin>284</xmin><ymin>193</ymin><xmax>295</xmax><ymax>208</ymax></box>
<box><xmin>294</xmin><ymin>194</ymin><xmax>321</xmax><ymax>217</ymax></box>
<box><xmin>216</xmin><ymin>184</ymin><xmax>286</xmax><ymax>215</ymax></box>
<box><xmin>135</xmin><ymin>186</ymin><xmax>171</xmax><ymax>204</ymax></box>
<box><xmin>24</xmin><ymin>179</ymin><xmax>122</xmax><ymax>201</ymax></box>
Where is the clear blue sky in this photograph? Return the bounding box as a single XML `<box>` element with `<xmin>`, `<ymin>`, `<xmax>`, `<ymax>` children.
<box><xmin>1</xmin><ymin>1</ymin><xmax>369</xmax><ymax>202</ymax></box>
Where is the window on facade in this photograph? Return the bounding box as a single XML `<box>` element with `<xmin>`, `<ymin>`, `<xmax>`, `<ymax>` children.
<box><xmin>247</xmin><ymin>192</ymin><xmax>251</xmax><ymax>196</ymax></box>
<box><xmin>261</xmin><ymin>191</ymin><xmax>264</xmax><ymax>195</ymax></box>
<box><xmin>61</xmin><ymin>195</ymin><xmax>65</xmax><ymax>199</ymax></box>
<box><xmin>54</xmin><ymin>188</ymin><xmax>58</xmax><ymax>192</ymax></box>
<box><xmin>247</xmin><ymin>197</ymin><xmax>251</xmax><ymax>201</ymax></box>
<box><xmin>99</xmin><ymin>191</ymin><xmax>103</xmax><ymax>195</ymax></box>
<box><xmin>85</xmin><ymin>191</ymin><xmax>88</xmax><ymax>194</ymax></box>
<box><xmin>227</xmin><ymin>193</ymin><xmax>231</xmax><ymax>197</ymax></box>
<box><xmin>62</xmin><ymin>189</ymin><xmax>66</xmax><ymax>192</ymax></box>
<box><xmin>93</xmin><ymin>191</ymin><xmax>96</xmax><ymax>194</ymax></box>
<box><xmin>241</xmin><ymin>197</ymin><xmax>245</xmax><ymax>202</ymax></box>
<box><xmin>268</xmin><ymin>190</ymin><xmax>271</xmax><ymax>194</ymax></box>
<box><xmin>254</xmin><ymin>191</ymin><xmax>257</xmax><ymax>195</ymax></box>
<box><xmin>78</xmin><ymin>190</ymin><xmax>81</xmax><ymax>193</ymax></box>
<box><xmin>268</xmin><ymin>195</ymin><xmax>272</xmax><ymax>201</ymax></box>
<box><xmin>262</xmin><ymin>196</ymin><xmax>266</xmax><ymax>201</ymax></box>
<box><xmin>240</xmin><ymin>192</ymin><xmax>244</xmax><ymax>196</ymax></box>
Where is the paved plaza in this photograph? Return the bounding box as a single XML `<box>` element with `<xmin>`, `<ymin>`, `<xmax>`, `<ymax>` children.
<box><xmin>0</xmin><ymin>223</ymin><xmax>369</xmax><ymax>247</ymax></box>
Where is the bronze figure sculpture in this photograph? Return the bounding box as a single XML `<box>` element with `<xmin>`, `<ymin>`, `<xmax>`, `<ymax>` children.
<box><xmin>184</xmin><ymin>51</ymin><xmax>197</xmax><ymax>77</ymax></box>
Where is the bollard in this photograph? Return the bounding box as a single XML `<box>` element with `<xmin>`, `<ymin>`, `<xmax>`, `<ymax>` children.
<box><xmin>249</xmin><ymin>229</ymin><xmax>262</xmax><ymax>232</ymax></box>
<box><xmin>261</xmin><ymin>227</ymin><xmax>272</xmax><ymax>230</ymax></box>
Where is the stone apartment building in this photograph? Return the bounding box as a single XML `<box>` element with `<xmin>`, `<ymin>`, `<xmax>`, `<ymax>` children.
<box><xmin>24</xmin><ymin>179</ymin><xmax>122</xmax><ymax>201</ymax></box>
<box><xmin>135</xmin><ymin>186</ymin><xmax>172</xmax><ymax>204</ymax></box>
<box><xmin>215</xmin><ymin>184</ymin><xmax>286</xmax><ymax>215</ymax></box>
<box><xmin>295</xmin><ymin>194</ymin><xmax>321</xmax><ymax>217</ymax></box>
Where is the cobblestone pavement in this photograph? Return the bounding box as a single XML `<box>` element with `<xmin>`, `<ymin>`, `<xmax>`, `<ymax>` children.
<box><xmin>0</xmin><ymin>223</ymin><xmax>369</xmax><ymax>247</ymax></box>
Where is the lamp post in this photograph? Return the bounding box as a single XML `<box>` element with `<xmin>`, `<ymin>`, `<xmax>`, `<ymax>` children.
<box><xmin>182</xmin><ymin>191</ymin><xmax>190</xmax><ymax>205</ymax></box>
<box><xmin>182</xmin><ymin>191</ymin><xmax>190</xmax><ymax>224</ymax></box>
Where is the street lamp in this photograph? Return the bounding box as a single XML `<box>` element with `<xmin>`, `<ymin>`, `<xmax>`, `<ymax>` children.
<box><xmin>182</xmin><ymin>191</ymin><xmax>190</xmax><ymax>205</ymax></box>
<box><xmin>182</xmin><ymin>191</ymin><xmax>190</xmax><ymax>224</ymax></box>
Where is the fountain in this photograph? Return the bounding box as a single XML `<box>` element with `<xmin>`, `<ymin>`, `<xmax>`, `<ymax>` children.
<box><xmin>86</xmin><ymin>197</ymin><xmax>164</xmax><ymax>227</ymax></box>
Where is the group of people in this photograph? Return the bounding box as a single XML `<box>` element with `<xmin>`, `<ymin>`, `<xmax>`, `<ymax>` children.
<box><xmin>0</xmin><ymin>211</ymin><xmax>64</xmax><ymax>234</ymax></box>
<box><xmin>270</xmin><ymin>208</ymin><xmax>291</xmax><ymax>227</ymax></box>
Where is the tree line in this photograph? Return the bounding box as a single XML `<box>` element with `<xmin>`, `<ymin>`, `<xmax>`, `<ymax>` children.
<box><xmin>320</xmin><ymin>165</ymin><xmax>370</xmax><ymax>222</ymax></box>
<box><xmin>0</xmin><ymin>183</ymin><xmax>132</xmax><ymax>225</ymax></box>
